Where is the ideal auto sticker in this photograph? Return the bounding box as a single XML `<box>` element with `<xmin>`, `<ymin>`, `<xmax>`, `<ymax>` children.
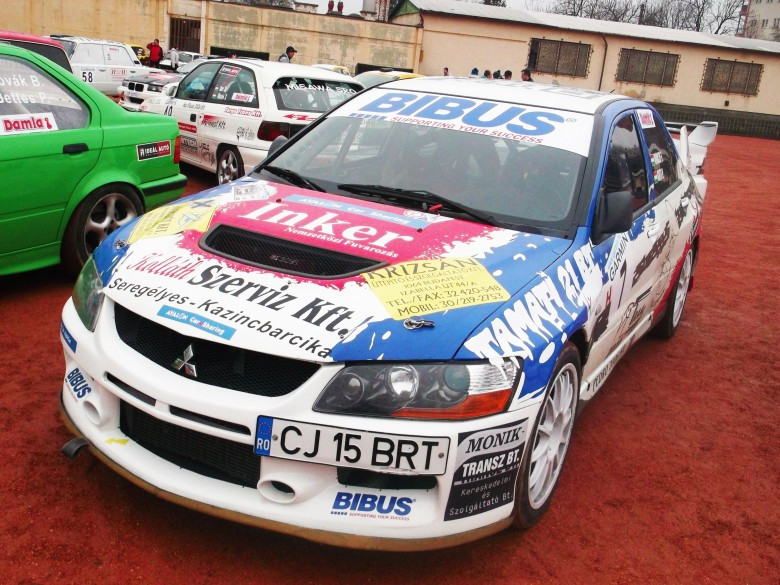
<box><xmin>136</xmin><ymin>140</ymin><xmax>171</xmax><ymax>161</ymax></box>
<box><xmin>337</xmin><ymin>89</ymin><xmax>594</xmax><ymax>156</ymax></box>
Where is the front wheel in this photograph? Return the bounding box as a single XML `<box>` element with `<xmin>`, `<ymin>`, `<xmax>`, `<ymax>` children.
<box><xmin>61</xmin><ymin>185</ymin><xmax>142</xmax><ymax>276</ymax></box>
<box><xmin>216</xmin><ymin>145</ymin><xmax>244</xmax><ymax>185</ymax></box>
<box><xmin>513</xmin><ymin>343</ymin><xmax>580</xmax><ymax>529</ymax></box>
<box><xmin>654</xmin><ymin>247</ymin><xmax>694</xmax><ymax>339</ymax></box>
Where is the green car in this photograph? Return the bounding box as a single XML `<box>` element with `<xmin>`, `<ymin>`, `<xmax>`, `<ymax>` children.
<box><xmin>0</xmin><ymin>43</ymin><xmax>186</xmax><ymax>276</ymax></box>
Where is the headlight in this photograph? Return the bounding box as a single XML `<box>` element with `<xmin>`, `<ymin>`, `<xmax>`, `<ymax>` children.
<box><xmin>71</xmin><ymin>255</ymin><xmax>104</xmax><ymax>332</ymax></box>
<box><xmin>147</xmin><ymin>85</ymin><xmax>163</xmax><ymax>93</ymax></box>
<box><xmin>314</xmin><ymin>359</ymin><xmax>521</xmax><ymax>420</ymax></box>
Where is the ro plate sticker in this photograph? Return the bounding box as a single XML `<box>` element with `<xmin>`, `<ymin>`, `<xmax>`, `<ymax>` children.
<box><xmin>363</xmin><ymin>258</ymin><xmax>509</xmax><ymax>319</ymax></box>
<box><xmin>255</xmin><ymin>416</ymin><xmax>449</xmax><ymax>475</ymax></box>
<box><xmin>444</xmin><ymin>419</ymin><xmax>527</xmax><ymax>521</ymax></box>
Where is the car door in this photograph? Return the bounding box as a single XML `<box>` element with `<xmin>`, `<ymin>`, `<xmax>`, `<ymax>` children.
<box><xmin>70</xmin><ymin>42</ymin><xmax>105</xmax><ymax>91</ymax></box>
<box><xmin>636</xmin><ymin>107</ymin><xmax>695</xmax><ymax>315</ymax></box>
<box><xmin>0</xmin><ymin>53</ymin><xmax>100</xmax><ymax>258</ymax></box>
<box><xmin>584</xmin><ymin>110</ymin><xmax>673</xmax><ymax>386</ymax></box>
<box><xmin>102</xmin><ymin>44</ymin><xmax>144</xmax><ymax>94</ymax></box>
<box><xmin>168</xmin><ymin>62</ymin><xmax>223</xmax><ymax>169</ymax></box>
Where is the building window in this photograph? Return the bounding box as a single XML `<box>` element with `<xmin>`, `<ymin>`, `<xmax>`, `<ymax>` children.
<box><xmin>701</xmin><ymin>58</ymin><xmax>763</xmax><ymax>96</ymax></box>
<box><xmin>774</xmin><ymin>18</ymin><xmax>779</xmax><ymax>27</ymax></box>
<box><xmin>528</xmin><ymin>38</ymin><xmax>591</xmax><ymax>77</ymax></box>
<box><xmin>761</xmin><ymin>19</ymin><xmax>768</xmax><ymax>27</ymax></box>
<box><xmin>615</xmin><ymin>48</ymin><xmax>679</xmax><ymax>86</ymax></box>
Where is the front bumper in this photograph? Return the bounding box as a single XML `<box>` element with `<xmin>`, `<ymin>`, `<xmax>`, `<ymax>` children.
<box><xmin>59</xmin><ymin>298</ymin><xmax>540</xmax><ymax>550</ymax></box>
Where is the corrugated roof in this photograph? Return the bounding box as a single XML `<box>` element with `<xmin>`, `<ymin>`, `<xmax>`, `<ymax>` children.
<box><xmin>392</xmin><ymin>0</ymin><xmax>780</xmax><ymax>54</ymax></box>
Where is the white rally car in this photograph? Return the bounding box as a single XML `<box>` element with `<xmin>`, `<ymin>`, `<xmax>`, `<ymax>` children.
<box><xmin>117</xmin><ymin>71</ymin><xmax>183</xmax><ymax>111</ymax></box>
<box><xmin>60</xmin><ymin>77</ymin><xmax>711</xmax><ymax>550</ymax></box>
<box><xmin>53</xmin><ymin>35</ymin><xmax>163</xmax><ymax>96</ymax></box>
<box><xmin>141</xmin><ymin>59</ymin><xmax>363</xmax><ymax>184</ymax></box>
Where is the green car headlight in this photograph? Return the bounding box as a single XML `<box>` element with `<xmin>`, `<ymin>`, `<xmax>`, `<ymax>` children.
<box><xmin>72</xmin><ymin>255</ymin><xmax>104</xmax><ymax>332</ymax></box>
<box><xmin>314</xmin><ymin>359</ymin><xmax>522</xmax><ymax>420</ymax></box>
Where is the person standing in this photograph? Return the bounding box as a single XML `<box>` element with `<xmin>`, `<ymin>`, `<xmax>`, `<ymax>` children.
<box><xmin>443</xmin><ymin>67</ymin><xmax>449</xmax><ymax>76</ymax></box>
<box><xmin>521</xmin><ymin>68</ymin><xmax>534</xmax><ymax>82</ymax></box>
<box><xmin>169</xmin><ymin>47</ymin><xmax>179</xmax><ymax>70</ymax></box>
<box><xmin>278</xmin><ymin>46</ymin><xmax>297</xmax><ymax>63</ymax></box>
<box><xmin>146</xmin><ymin>39</ymin><xmax>163</xmax><ymax>68</ymax></box>
<box><xmin>504</xmin><ymin>70</ymin><xmax>512</xmax><ymax>80</ymax></box>
<box><xmin>482</xmin><ymin>69</ymin><xmax>492</xmax><ymax>79</ymax></box>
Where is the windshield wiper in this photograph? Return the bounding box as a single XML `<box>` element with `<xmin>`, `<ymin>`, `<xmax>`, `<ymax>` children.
<box><xmin>263</xmin><ymin>166</ymin><xmax>324</xmax><ymax>192</ymax></box>
<box><xmin>337</xmin><ymin>183</ymin><xmax>500</xmax><ymax>226</ymax></box>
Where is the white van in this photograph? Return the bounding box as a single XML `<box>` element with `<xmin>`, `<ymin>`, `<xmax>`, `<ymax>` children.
<box><xmin>53</xmin><ymin>36</ymin><xmax>161</xmax><ymax>96</ymax></box>
<box><xmin>142</xmin><ymin>58</ymin><xmax>363</xmax><ymax>184</ymax></box>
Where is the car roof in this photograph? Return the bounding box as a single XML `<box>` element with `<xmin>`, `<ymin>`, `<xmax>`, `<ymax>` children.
<box><xmin>380</xmin><ymin>76</ymin><xmax>623</xmax><ymax>115</ymax></box>
<box><xmin>0</xmin><ymin>29</ymin><xmax>65</xmax><ymax>47</ymax></box>
<box><xmin>48</xmin><ymin>35</ymin><xmax>130</xmax><ymax>47</ymax></box>
<box><xmin>357</xmin><ymin>69</ymin><xmax>422</xmax><ymax>79</ymax></box>
<box><xmin>207</xmin><ymin>58</ymin><xmax>361</xmax><ymax>83</ymax></box>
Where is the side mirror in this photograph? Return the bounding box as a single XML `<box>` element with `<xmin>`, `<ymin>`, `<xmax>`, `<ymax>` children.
<box><xmin>267</xmin><ymin>135</ymin><xmax>288</xmax><ymax>158</ymax></box>
<box><xmin>596</xmin><ymin>190</ymin><xmax>633</xmax><ymax>238</ymax></box>
<box><xmin>165</xmin><ymin>84</ymin><xmax>178</xmax><ymax>97</ymax></box>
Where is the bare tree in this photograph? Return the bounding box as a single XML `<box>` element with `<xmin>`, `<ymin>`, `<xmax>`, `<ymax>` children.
<box><xmin>544</xmin><ymin>0</ymin><xmax>745</xmax><ymax>33</ymax></box>
<box><xmin>482</xmin><ymin>0</ymin><xmax>508</xmax><ymax>6</ymax></box>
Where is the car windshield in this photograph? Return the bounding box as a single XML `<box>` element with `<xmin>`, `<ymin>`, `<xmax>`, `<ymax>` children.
<box><xmin>354</xmin><ymin>73</ymin><xmax>396</xmax><ymax>88</ymax></box>
<box><xmin>262</xmin><ymin>88</ymin><xmax>593</xmax><ymax>232</ymax></box>
<box><xmin>272</xmin><ymin>77</ymin><xmax>362</xmax><ymax>112</ymax></box>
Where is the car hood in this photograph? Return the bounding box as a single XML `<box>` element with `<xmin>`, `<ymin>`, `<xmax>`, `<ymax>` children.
<box><xmin>95</xmin><ymin>177</ymin><xmax>572</xmax><ymax>362</ymax></box>
<box><xmin>125</xmin><ymin>72</ymin><xmax>182</xmax><ymax>85</ymax></box>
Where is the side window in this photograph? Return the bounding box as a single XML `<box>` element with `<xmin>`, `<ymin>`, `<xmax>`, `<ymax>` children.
<box><xmin>208</xmin><ymin>65</ymin><xmax>258</xmax><ymax>107</ymax></box>
<box><xmin>0</xmin><ymin>56</ymin><xmax>89</xmax><ymax>131</ymax></box>
<box><xmin>72</xmin><ymin>43</ymin><xmax>104</xmax><ymax>64</ymax></box>
<box><xmin>637</xmin><ymin>109</ymin><xmax>678</xmax><ymax>197</ymax></box>
<box><xmin>103</xmin><ymin>45</ymin><xmax>134</xmax><ymax>67</ymax></box>
<box><xmin>602</xmin><ymin>113</ymin><xmax>648</xmax><ymax>214</ymax></box>
<box><xmin>176</xmin><ymin>63</ymin><xmax>222</xmax><ymax>101</ymax></box>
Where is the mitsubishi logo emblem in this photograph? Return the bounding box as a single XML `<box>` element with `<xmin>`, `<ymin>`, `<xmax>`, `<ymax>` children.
<box><xmin>173</xmin><ymin>345</ymin><xmax>198</xmax><ymax>378</ymax></box>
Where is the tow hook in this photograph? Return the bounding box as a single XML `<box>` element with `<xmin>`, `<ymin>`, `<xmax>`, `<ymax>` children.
<box><xmin>61</xmin><ymin>438</ymin><xmax>89</xmax><ymax>460</ymax></box>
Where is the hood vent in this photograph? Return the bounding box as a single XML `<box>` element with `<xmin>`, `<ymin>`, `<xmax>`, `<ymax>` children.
<box><xmin>201</xmin><ymin>224</ymin><xmax>386</xmax><ymax>279</ymax></box>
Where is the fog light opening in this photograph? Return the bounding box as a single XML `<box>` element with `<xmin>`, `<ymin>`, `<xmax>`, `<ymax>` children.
<box><xmin>258</xmin><ymin>479</ymin><xmax>296</xmax><ymax>503</ymax></box>
<box><xmin>83</xmin><ymin>400</ymin><xmax>101</xmax><ymax>425</ymax></box>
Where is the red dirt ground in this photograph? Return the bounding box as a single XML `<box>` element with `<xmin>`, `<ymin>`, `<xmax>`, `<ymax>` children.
<box><xmin>1</xmin><ymin>138</ymin><xmax>777</xmax><ymax>584</ymax></box>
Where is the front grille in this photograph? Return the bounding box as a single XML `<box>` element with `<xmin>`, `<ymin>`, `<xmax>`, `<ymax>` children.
<box><xmin>128</xmin><ymin>82</ymin><xmax>145</xmax><ymax>91</ymax></box>
<box><xmin>120</xmin><ymin>400</ymin><xmax>260</xmax><ymax>487</ymax></box>
<box><xmin>201</xmin><ymin>224</ymin><xmax>384</xmax><ymax>278</ymax></box>
<box><xmin>129</xmin><ymin>97</ymin><xmax>143</xmax><ymax>104</ymax></box>
<box><xmin>114</xmin><ymin>303</ymin><xmax>319</xmax><ymax>396</ymax></box>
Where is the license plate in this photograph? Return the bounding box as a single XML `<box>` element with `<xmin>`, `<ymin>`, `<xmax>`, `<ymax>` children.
<box><xmin>127</xmin><ymin>91</ymin><xmax>140</xmax><ymax>98</ymax></box>
<box><xmin>255</xmin><ymin>417</ymin><xmax>449</xmax><ymax>475</ymax></box>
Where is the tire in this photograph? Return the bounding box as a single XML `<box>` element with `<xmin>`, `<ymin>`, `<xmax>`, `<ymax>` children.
<box><xmin>216</xmin><ymin>145</ymin><xmax>244</xmax><ymax>185</ymax></box>
<box><xmin>654</xmin><ymin>247</ymin><xmax>694</xmax><ymax>339</ymax></box>
<box><xmin>513</xmin><ymin>342</ymin><xmax>580</xmax><ymax>529</ymax></box>
<box><xmin>61</xmin><ymin>185</ymin><xmax>143</xmax><ymax>276</ymax></box>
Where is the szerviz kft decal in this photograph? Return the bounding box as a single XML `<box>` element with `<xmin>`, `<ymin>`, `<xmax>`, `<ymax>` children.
<box><xmin>136</xmin><ymin>140</ymin><xmax>171</xmax><ymax>161</ymax></box>
<box><xmin>444</xmin><ymin>419</ymin><xmax>527</xmax><ymax>521</ymax></box>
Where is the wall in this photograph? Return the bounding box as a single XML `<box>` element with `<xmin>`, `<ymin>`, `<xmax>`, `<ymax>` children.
<box><xmin>3</xmin><ymin>0</ymin><xmax>419</xmax><ymax>75</ymax></box>
<box><xmin>413</xmin><ymin>13</ymin><xmax>780</xmax><ymax>117</ymax></box>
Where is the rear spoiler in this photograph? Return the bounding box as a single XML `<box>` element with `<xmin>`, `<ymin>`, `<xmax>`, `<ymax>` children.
<box><xmin>667</xmin><ymin>121</ymin><xmax>718</xmax><ymax>199</ymax></box>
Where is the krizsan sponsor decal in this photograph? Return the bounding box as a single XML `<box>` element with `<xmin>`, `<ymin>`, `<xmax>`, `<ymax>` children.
<box><xmin>364</xmin><ymin>258</ymin><xmax>509</xmax><ymax>319</ymax></box>
<box><xmin>136</xmin><ymin>140</ymin><xmax>171</xmax><ymax>161</ymax></box>
<box><xmin>444</xmin><ymin>420</ymin><xmax>527</xmax><ymax>521</ymax></box>
<box><xmin>65</xmin><ymin>367</ymin><xmax>92</xmax><ymax>400</ymax></box>
<box><xmin>231</xmin><ymin>92</ymin><xmax>253</xmax><ymax>103</ymax></box>
<box><xmin>127</xmin><ymin>199</ymin><xmax>219</xmax><ymax>243</ymax></box>
<box><xmin>178</xmin><ymin>122</ymin><xmax>197</xmax><ymax>134</ymax></box>
<box><xmin>0</xmin><ymin>112</ymin><xmax>57</xmax><ymax>134</ymax></box>
<box><xmin>331</xmin><ymin>491</ymin><xmax>414</xmax><ymax>521</ymax></box>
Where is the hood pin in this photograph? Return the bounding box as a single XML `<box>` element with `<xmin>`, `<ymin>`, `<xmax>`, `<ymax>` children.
<box><xmin>403</xmin><ymin>318</ymin><xmax>435</xmax><ymax>330</ymax></box>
